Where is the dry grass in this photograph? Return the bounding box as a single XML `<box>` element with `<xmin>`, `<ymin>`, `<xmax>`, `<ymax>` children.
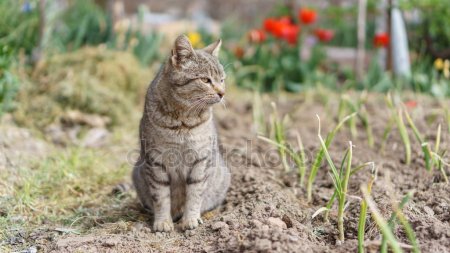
<box><xmin>0</xmin><ymin>46</ymin><xmax>151</xmax><ymax>246</ymax></box>
<box><xmin>13</xmin><ymin>46</ymin><xmax>152</xmax><ymax>129</ymax></box>
<box><xmin>0</xmin><ymin>146</ymin><xmax>134</xmax><ymax>240</ymax></box>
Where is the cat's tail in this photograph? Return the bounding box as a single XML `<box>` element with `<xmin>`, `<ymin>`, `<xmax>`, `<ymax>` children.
<box><xmin>111</xmin><ymin>182</ymin><xmax>134</xmax><ymax>196</ymax></box>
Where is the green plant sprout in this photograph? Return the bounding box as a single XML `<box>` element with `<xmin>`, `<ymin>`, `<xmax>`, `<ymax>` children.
<box><xmin>252</xmin><ymin>90</ymin><xmax>266</xmax><ymax>135</ymax></box>
<box><xmin>338</xmin><ymin>94</ymin><xmax>374</xmax><ymax>148</ymax></box>
<box><xmin>321</xmin><ymin>160</ymin><xmax>374</xmax><ymax>222</ymax></box>
<box><xmin>270</xmin><ymin>102</ymin><xmax>290</xmax><ymax>172</ymax></box>
<box><xmin>306</xmin><ymin>113</ymin><xmax>356</xmax><ymax>202</ymax></box>
<box><xmin>361</xmin><ymin>186</ymin><xmax>404</xmax><ymax>253</ymax></box>
<box><xmin>380</xmin><ymin>191</ymin><xmax>420</xmax><ymax>253</ymax></box>
<box><xmin>357</xmin><ymin>166</ymin><xmax>378</xmax><ymax>253</ymax></box>
<box><xmin>320</xmin><ymin>138</ymin><xmax>352</xmax><ymax>242</ymax></box>
<box><xmin>404</xmin><ymin>108</ymin><xmax>449</xmax><ymax>183</ymax></box>
<box><xmin>384</xmin><ymin>94</ymin><xmax>411</xmax><ymax>165</ymax></box>
<box><xmin>296</xmin><ymin>132</ymin><xmax>308</xmax><ymax>186</ymax></box>
<box><xmin>258</xmin><ymin>131</ymin><xmax>308</xmax><ymax>186</ymax></box>
<box><xmin>312</xmin><ymin>118</ymin><xmax>374</xmax><ymax>242</ymax></box>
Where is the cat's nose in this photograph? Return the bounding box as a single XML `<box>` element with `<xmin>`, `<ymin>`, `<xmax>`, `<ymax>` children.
<box><xmin>217</xmin><ymin>90</ymin><xmax>225</xmax><ymax>98</ymax></box>
<box><xmin>215</xmin><ymin>87</ymin><xmax>225</xmax><ymax>98</ymax></box>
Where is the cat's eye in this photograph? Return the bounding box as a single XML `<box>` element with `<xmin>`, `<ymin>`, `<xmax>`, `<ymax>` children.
<box><xmin>200</xmin><ymin>78</ymin><xmax>211</xmax><ymax>83</ymax></box>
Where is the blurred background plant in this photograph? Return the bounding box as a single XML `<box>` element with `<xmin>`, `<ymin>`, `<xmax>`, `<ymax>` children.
<box><xmin>0</xmin><ymin>0</ymin><xmax>40</xmax><ymax>56</ymax></box>
<box><xmin>224</xmin><ymin>6</ymin><xmax>334</xmax><ymax>93</ymax></box>
<box><xmin>0</xmin><ymin>0</ymin><xmax>449</xmax><ymax>126</ymax></box>
<box><xmin>0</xmin><ymin>46</ymin><xmax>20</xmax><ymax>117</ymax></box>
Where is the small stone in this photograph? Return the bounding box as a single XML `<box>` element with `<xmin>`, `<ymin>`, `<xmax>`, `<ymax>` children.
<box><xmin>211</xmin><ymin>221</ymin><xmax>228</xmax><ymax>231</ymax></box>
<box><xmin>131</xmin><ymin>222</ymin><xmax>144</xmax><ymax>232</ymax></box>
<box><xmin>282</xmin><ymin>214</ymin><xmax>293</xmax><ymax>228</ymax></box>
<box><xmin>250</xmin><ymin>219</ymin><xmax>263</xmax><ymax>228</ymax></box>
<box><xmin>102</xmin><ymin>238</ymin><xmax>118</xmax><ymax>247</ymax></box>
<box><xmin>267</xmin><ymin>217</ymin><xmax>287</xmax><ymax>229</ymax></box>
<box><xmin>423</xmin><ymin>206</ymin><xmax>435</xmax><ymax>216</ymax></box>
<box><xmin>185</xmin><ymin>230</ymin><xmax>196</xmax><ymax>236</ymax></box>
<box><xmin>255</xmin><ymin>238</ymin><xmax>272</xmax><ymax>251</ymax></box>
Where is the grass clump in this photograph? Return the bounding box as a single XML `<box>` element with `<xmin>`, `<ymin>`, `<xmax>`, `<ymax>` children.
<box><xmin>312</xmin><ymin>115</ymin><xmax>374</xmax><ymax>242</ymax></box>
<box><xmin>360</xmin><ymin>185</ymin><xmax>404</xmax><ymax>253</ymax></box>
<box><xmin>404</xmin><ymin>108</ymin><xmax>449</xmax><ymax>183</ymax></box>
<box><xmin>306</xmin><ymin>113</ymin><xmax>355</xmax><ymax>202</ymax></box>
<box><xmin>259</xmin><ymin>131</ymin><xmax>308</xmax><ymax>186</ymax></box>
<box><xmin>0</xmin><ymin>147</ymin><xmax>129</xmax><ymax>241</ymax></box>
<box><xmin>360</xmin><ymin>187</ymin><xmax>421</xmax><ymax>253</ymax></box>
<box><xmin>13</xmin><ymin>46</ymin><xmax>151</xmax><ymax>129</ymax></box>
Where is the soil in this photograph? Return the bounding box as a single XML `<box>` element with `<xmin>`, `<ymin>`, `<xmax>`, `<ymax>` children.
<box><xmin>5</xmin><ymin>92</ymin><xmax>450</xmax><ymax>253</ymax></box>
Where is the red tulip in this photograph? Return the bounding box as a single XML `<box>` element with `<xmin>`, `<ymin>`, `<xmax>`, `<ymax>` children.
<box><xmin>299</xmin><ymin>8</ymin><xmax>317</xmax><ymax>24</ymax></box>
<box><xmin>314</xmin><ymin>29</ymin><xmax>334</xmax><ymax>42</ymax></box>
<box><xmin>373</xmin><ymin>33</ymin><xmax>390</xmax><ymax>48</ymax></box>
<box><xmin>281</xmin><ymin>25</ymin><xmax>300</xmax><ymax>45</ymax></box>
<box><xmin>248</xmin><ymin>29</ymin><xmax>266</xmax><ymax>43</ymax></box>
<box><xmin>404</xmin><ymin>100</ymin><xmax>417</xmax><ymax>109</ymax></box>
<box><xmin>263</xmin><ymin>18</ymin><xmax>278</xmax><ymax>33</ymax></box>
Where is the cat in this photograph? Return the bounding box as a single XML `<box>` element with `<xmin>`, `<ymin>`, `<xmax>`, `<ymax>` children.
<box><xmin>132</xmin><ymin>35</ymin><xmax>230</xmax><ymax>232</ymax></box>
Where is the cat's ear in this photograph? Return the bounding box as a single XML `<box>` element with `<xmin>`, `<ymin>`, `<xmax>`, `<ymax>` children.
<box><xmin>171</xmin><ymin>35</ymin><xmax>196</xmax><ymax>67</ymax></box>
<box><xmin>203</xmin><ymin>39</ymin><xmax>222</xmax><ymax>58</ymax></box>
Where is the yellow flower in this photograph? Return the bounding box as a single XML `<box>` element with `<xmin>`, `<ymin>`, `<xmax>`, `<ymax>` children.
<box><xmin>434</xmin><ymin>58</ymin><xmax>444</xmax><ymax>70</ymax></box>
<box><xmin>187</xmin><ymin>32</ymin><xmax>203</xmax><ymax>48</ymax></box>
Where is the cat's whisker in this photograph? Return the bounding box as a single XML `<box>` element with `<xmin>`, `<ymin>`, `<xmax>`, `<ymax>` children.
<box><xmin>220</xmin><ymin>98</ymin><xmax>227</xmax><ymax>110</ymax></box>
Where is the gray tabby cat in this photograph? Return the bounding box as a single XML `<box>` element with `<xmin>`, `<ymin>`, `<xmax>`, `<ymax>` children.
<box><xmin>132</xmin><ymin>35</ymin><xmax>230</xmax><ymax>232</ymax></box>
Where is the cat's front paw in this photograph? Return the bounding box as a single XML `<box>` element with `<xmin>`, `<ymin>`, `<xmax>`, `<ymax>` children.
<box><xmin>180</xmin><ymin>217</ymin><xmax>203</xmax><ymax>230</ymax></box>
<box><xmin>153</xmin><ymin>219</ymin><xmax>174</xmax><ymax>232</ymax></box>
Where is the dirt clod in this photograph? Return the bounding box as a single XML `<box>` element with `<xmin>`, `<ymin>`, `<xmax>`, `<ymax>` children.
<box><xmin>267</xmin><ymin>217</ymin><xmax>287</xmax><ymax>229</ymax></box>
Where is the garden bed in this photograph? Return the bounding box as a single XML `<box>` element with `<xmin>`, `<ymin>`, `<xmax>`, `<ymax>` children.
<box><xmin>4</xmin><ymin>91</ymin><xmax>447</xmax><ymax>253</ymax></box>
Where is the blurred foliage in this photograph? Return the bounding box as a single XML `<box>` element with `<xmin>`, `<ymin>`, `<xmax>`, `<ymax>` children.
<box><xmin>50</xmin><ymin>0</ymin><xmax>113</xmax><ymax>51</ymax></box>
<box><xmin>49</xmin><ymin>1</ymin><xmax>163</xmax><ymax>66</ymax></box>
<box><xmin>321</xmin><ymin>5</ymin><xmax>376</xmax><ymax>49</ymax></box>
<box><xmin>230</xmin><ymin>44</ymin><xmax>330</xmax><ymax>93</ymax></box>
<box><xmin>221</xmin><ymin>6</ymin><xmax>336</xmax><ymax>93</ymax></box>
<box><xmin>0</xmin><ymin>0</ymin><xmax>162</xmax><ymax>121</ymax></box>
<box><xmin>127</xmin><ymin>5</ymin><xmax>163</xmax><ymax>66</ymax></box>
<box><xmin>336</xmin><ymin>56</ymin><xmax>450</xmax><ymax>97</ymax></box>
<box><xmin>0</xmin><ymin>47</ymin><xmax>20</xmax><ymax>117</ymax></box>
<box><xmin>0</xmin><ymin>0</ymin><xmax>40</xmax><ymax>55</ymax></box>
<box><xmin>13</xmin><ymin>47</ymin><xmax>151</xmax><ymax>129</ymax></box>
<box><xmin>400</xmin><ymin>0</ymin><xmax>450</xmax><ymax>59</ymax></box>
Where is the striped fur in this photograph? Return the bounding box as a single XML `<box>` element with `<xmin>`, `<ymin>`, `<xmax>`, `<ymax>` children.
<box><xmin>132</xmin><ymin>35</ymin><xmax>230</xmax><ymax>232</ymax></box>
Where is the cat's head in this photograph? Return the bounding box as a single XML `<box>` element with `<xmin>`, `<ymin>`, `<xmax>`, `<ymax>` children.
<box><xmin>164</xmin><ymin>35</ymin><xmax>226</xmax><ymax>108</ymax></box>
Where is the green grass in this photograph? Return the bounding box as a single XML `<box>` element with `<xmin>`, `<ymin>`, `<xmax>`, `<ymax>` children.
<box><xmin>0</xmin><ymin>147</ymin><xmax>130</xmax><ymax>241</ymax></box>
<box><xmin>306</xmin><ymin>113</ymin><xmax>356</xmax><ymax>202</ymax></box>
<box><xmin>384</xmin><ymin>94</ymin><xmax>411</xmax><ymax>165</ymax></box>
<box><xmin>403</xmin><ymin>105</ymin><xmax>449</xmax><ymax>183</ymax></box>
<box><xmin>361</xmin><ymin>186</ymin><xmax>404</xmax><ymax>253</ymax></box>
<box><xmin>270</xmin><ymin>102</ymin><xmax>290</xmax><ymax>172</ymax></box>
<box><xmin>357</xmin><ymin>167</ymin><xmax>377</xmax><ymax>253</ymax></box>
